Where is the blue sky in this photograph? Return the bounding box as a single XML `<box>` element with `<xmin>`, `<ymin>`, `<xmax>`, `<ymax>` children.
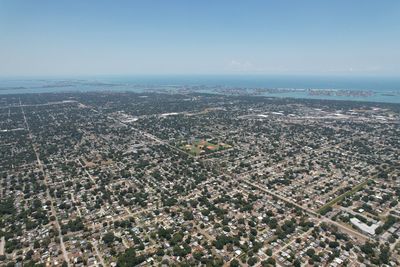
<box><xmin>1</xmin><ymin>0</ymin><xmax>399</xmax><ymax>76</ymax></box>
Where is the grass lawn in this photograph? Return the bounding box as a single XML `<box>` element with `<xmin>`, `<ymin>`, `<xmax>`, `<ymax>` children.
<box><xmin>318</xmin><ymin>179</ymin><xmax>371</xmax><ymax>215</ymax></box>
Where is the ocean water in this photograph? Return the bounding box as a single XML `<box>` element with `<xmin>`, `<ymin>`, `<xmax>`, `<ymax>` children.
<box><xmin>0</xmin><ymin>75</ymin><xmax>399</xmax><ymax>103</ymax></box>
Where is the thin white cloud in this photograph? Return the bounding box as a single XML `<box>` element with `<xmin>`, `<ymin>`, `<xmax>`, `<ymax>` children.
<box><xmin>228</xmin><ymin>60</ymin><xmax>257</xmax><ymax>72</ymax></box>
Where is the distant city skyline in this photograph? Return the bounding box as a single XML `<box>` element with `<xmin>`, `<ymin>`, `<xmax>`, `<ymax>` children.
<box><xmin>1</xmin><ymin>0</ymin><xmax>400</xmax><ymax>76</ymax></box>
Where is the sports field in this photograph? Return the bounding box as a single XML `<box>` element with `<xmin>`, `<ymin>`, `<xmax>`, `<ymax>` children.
<box><xmin>180</xmin><ymin>140</ymin><xmax>231</xmax><ymax>156</ymax></box>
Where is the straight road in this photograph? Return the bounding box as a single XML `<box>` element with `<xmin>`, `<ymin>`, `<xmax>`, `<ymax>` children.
<box><xmin>0</xmin><ymin>236</ymin><xmax>5</xmax><ymax>256</ymax></box>
<box><xmin>21</xmin><ymin>102</ymin><xmax>71</xmax><ymax>267</ymax></box>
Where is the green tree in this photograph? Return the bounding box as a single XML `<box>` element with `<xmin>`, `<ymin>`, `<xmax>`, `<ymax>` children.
<box><xmin>248</xmin><ymin>256</ymin><xmax>258</xmax><ymax>266</ymax></box>
<box><xmin>117</xmin><ymin>248</ymin><xmax>145</xmax><ymax>267</ymax></box>
<box><xmin>230</xmin><ymin>259</ymin><xmax>240</xmax><ymax>267</ymax></box>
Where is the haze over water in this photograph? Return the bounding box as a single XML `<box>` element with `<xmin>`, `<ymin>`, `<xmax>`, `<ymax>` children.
<box><xmin>1</xmin><ymin>75</ymin><xmax>399</xmax><ymax>103</ymax></box>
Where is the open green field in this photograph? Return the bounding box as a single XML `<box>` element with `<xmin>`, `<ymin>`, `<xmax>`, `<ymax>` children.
<box><xmin>180</xmin><ymin>140</ymin><xmax>232</xmax><ymax>156</ymax></box>
<box><xmin>318</xmin><ymin>179</ymin><xmax>371</xmax><ymax>215</ymax></box>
